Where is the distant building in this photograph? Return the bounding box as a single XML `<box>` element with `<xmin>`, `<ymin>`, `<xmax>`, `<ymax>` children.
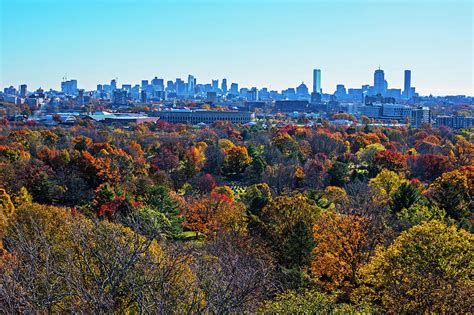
<box><xmin>77</xmin><ymin>89</ymin><xmax>85</xmax><ymax>106</ymax></box>
<box><xmin>4</xmin><ymin>86</ymin><xmax>17</xmax><ymax>96</ymax></box>
<box><xmin>335</xmin><ymin>84</ymin><xmax>346</xmax><ymax>100</ymax></box>
<box><xmin>348</xmin><ymin>88</ymin><xmax>363</xmax><ymax>102</ymax></box>
<box><xmin>87</xmin><ymin>111</ymin><xmax>159</xmax><ymax>125</ymax></box>
<box><xmin>166</xmin><ymin>80</ymin><xmax>175</xmax><ymax>92</ymax></box>
<box><xmin>313</xmin><ymin>69</ymin><xmax>321</xmax><ymax>94</ymax></box>
<box><xmin>140</xmin><ymin>89</ymin><xmax>147</xmax><ymax>103</ymax></box>
<box><xmin>374</xmin><ymin>68</ymin><xmax>385</xmax><ymax>95</ymax></box>
<box><xmin>175</xmin><ymin>78</ymin><xmax>186</xmax><ymax>96</ymax></box>
<box><xmin>19</xmin><ymin>84</ymin><xmax>27</xmax><ymax>97</ymax></box>
<box><xmin>221</xmin><ymin>78</ymin><xmax>228</xmax><ymax>94</ymax></box>
<box><xmin>274</xmin><ymin>100</ymin><xmax>310</xmax><ymax>112</ymax></box>
<box><xmin>435</xmin><ymin>115</ymin><xmax>474</xmax><ymax>129</ymax></box>
<box><xmin>25</xmin><ymin>97</ymin><xmax>39</xmax><ymax>108</ymax></box>
<box><xmin>112</xmin><ymin>90</ymin><xmax>128</xmax><ymax>105</ymax></box>
<box><xmin>229</xmin><ymin>83</ymin><xmax>239</xmax><ymax>96</ymax></box>
<box><xmin>403</xmin><ymin>70</ymin><xmax>411</xmax><ymax>99</ymax></box>
<box><xmin>61</xmin><ymin>79</ymin><xmax>78</xmax><ymax>95</ymax></box>
<box><xmin>296</xmin><ymin>82</ymin><xmax>309</xmax><ymax>99</ymax></box>
<box><xmin>357</xmin><ymin>103</ymin><xmax>430</xmax><ymax>127</ymax></box>
<box><xmin>212</xmin><ymin>80</ymin><xmax>219</xmax><ymax>92</ymax></box>
<box><xmin>122</xmin><ymin>84</ymin><xmax>132</xmax><ymax>92</ymax></box>
<box><xmin>310</xmin><ymin>92</ymin><xmax>322</xmax><ymax>104</ymax></box>
<box><xmin>387</xmin><ymin>89</ymin><xmax>402</xmax><ymax>100</ymax></box>
<box><xmin>206</xmin><ymin>91</ymin><xmax>217</xmax><ymax>102</ymax></box>
<box><xmin>151</xmin><ymin>77</ymin><xmax>164</xmax><ymax>92</ymax></box>
<box><xmin>153</xmin><ymin>109</ymin><xmax>253</xmax><ymax>124</ymax></box>
<box><xmin>188</xmin><ymin>75</ymin><xmax>195</xmax><ymax>95</ymax></box>
<box><xmin>247</xmin><ymin>88</ymin><xmax>258</xmax><ymax>101</ymax></box>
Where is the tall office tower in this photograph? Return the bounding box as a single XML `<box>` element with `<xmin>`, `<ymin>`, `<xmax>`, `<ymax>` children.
<box><xmin>230</xmin><ymin>83</ymin><xmax>238</xmax><ymax>95</ymax></box>
<box><xmin>151</xmin><ymin>77</ymin><xmax>164</xmax><ymax>91</ymax></box>
<box><xmin>175</xmin><ymin>78</ymin><xmax>186</xmax><ymax>95</ymax></box>
<box><xmin>222</xmin><ymin>79</ymin><xmax>228</xmax><ymax>94</ymax></box>
<box><xmin>403</xmin><ymin>70</ymin><xmax>411</xmax><ymax>99</ymax></box>
<box><xmin>374</xmin><ymin>68</ymin><xmax>385</xmax><ymax>95</ymax></box>
<box><xmin>166</xmin><ymin>80</ymin><xmax>175</xmax><ymax>92</ymax></box>
<box><xmin>212</xmin><ymin>80</ymin><xmax>219</xmax><ymax>92</ymax></box>
<box><xmin>141</xmin><ymin>80</ymin><xmax>149</xmax><ymax>89</ymax></box>
<box><xmin>313</xmin><ymin>69</ymin><xmax>321</xmax><ymax>94</ymax></box>
<box><xmin>335</xmin><ymin>84</ymin><xmax>347</xmax><ymax>100</ymax></box>
<box><xmin>187</xmin><ymin>75</ymin><xmax>195</xmax><ymax>95</ymax></box>
<box><xmin>19</xmin><ymin>84</ymin><xmax>27</xmax><ymax>97</ymax></box>
<box><xmin>111</xmin><ymin>79</ymin><xmax>117</xmax><ymax>90</ymax></box>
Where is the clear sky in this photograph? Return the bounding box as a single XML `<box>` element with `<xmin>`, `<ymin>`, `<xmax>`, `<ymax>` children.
<box><xmin>1</xmin><ymin>0</ymin><xmax>473</xmax><ymax>96</ymax></box>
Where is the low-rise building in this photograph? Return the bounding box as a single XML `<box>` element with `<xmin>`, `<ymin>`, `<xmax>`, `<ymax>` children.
<box><xmin>435</xmin><ymin>115</ymin><xmax>474</xmax><ymax>129</ymax></box>
<box><xmin>152</xmin><ymin>109</ymin><xmax>253</xmax><ymax>124</ymax></box>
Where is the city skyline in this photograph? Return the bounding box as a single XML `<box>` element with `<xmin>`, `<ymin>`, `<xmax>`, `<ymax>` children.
<box><xmin>1</xmin><ymin>0</ymin><xmax>473</xmax><ymax>96</ymax></box>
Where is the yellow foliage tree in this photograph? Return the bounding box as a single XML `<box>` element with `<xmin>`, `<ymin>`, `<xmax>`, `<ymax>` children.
<box><xmin>369</xmin><ymin>169</ymin><xmax>406</xmax><ymax>205</ymax></box>
<box><xmin>357</xmin><ymin>220</ymin><xmax>473</xmax><ymax>313</ymax></box>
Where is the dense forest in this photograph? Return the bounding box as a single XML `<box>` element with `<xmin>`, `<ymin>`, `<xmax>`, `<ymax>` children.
<box><xmin>0</xmin><ymin>118</ymin><xmax>473</xmax><ymax>313</ymax></box>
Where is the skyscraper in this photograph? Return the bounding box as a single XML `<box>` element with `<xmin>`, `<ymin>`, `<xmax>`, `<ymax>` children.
<box><xmin>374</xmin><ymin>68</ymin><xmax>385</xmax><ymax>95</ymax></box>
<box><xmin>230</xmin><ymin>83</ymin><xmax>238</xmax><ymax>95</ymax></box>
<box><xmin>212</xmin><ymin>80</ymin><xmax>219</xmax><ymax>92</ymax></box>
<box><xmin>151</xmin><ymin>77</ymin><xmax>164</xmax><ymax>92</ymax></box>
<box><xmin>111</xmin><ymin>79</ymin><xmax>117</xmax><ymax>90</ymax></box>
<box><xmin>404</xmin><ymin>70</ymin><xmax>411</xmax><ymax>99</ymax></box>
<box><xmin>222</xmin><ymin>79</ymin><xmax>228</xmax><ymax>94</ymax></box>
<box><xmin>19</xmin><ymin>84</ymin><xmax>27</xmax><ymax>97</ymax></box>
<box><xmin>313</xmin><ymin>69</ymin><xmax>321</xmax><ymax>94</ymax></box>
<box><xmin>187</xmin><ymin>75</ymin><xmax>195</xmax><ymax>95</ymax></box>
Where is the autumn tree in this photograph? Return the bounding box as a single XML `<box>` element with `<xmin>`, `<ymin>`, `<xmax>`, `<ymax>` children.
<box><xmin>412</xmin><ymin>154</ymin><xmax>453</xmax><ymax>182</ymax></box>
<box><xmin>358</xmin><ymin>221</ymin><xmax>473</xmax><ymax>313</ymax></box>
<box><xmin>373</xmin><ymin>150</ymin><xmax>408</xmax><ymax>175</ymax></box>
<box><xmin>2</xmin><ymin>202</ymin><xmax>201</xmax><ymax>313</ymax></box>
<box><xmin>258</xmin><ymin>193</ymin><xmax>322</xmax><ymax>269</ymax></box>
<box><xmin>428</xmin><ymin>166</ymin><xmax>473</xmax><ymax>223</ymax></box>
<box><xmin>369</xmin><ymin>169</ymin><xmax>406</xmax><ymax>205</ymax></box>
<box><xmin>222</xmin><ymin>145</ymin><xmax>252</xmax><ymax>176</ymax></box>
<box><xmin>182</xmin><ymin>192</ymin><xmax>247</xmax><ymax>237</ymax></box>
<box><xmin>312</xmin><ymin>211</ymin><xmax>374</xmax><ymax>293</ymax></box>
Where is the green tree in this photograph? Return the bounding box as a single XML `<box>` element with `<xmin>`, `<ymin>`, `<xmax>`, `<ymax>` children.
<box><xmin>258</xmin><ymin>193</ymin><xmax>322</xmax><ymax>268</ymax></box>
<box><xmin>391</xmin><ymin>182</ymin><xmax>422</xmax><ymax>213</ymax></box>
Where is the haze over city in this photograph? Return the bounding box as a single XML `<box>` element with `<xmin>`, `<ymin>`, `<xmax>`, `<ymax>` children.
<box><xmin>1</xmin><ymin>0</ymin><xmax>473</xmax><ymax>96</ymax></box>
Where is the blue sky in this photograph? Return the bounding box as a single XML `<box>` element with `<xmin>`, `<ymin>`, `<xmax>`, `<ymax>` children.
<box><xmin>1</xmin><ymin>0</ymin><xmax>472</xmax><ymax>95</ymax></box>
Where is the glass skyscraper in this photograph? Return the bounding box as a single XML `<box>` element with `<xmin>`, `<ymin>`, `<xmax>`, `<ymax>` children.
<box><xmin>313</xmin><ymin>69</ymin><xmax>321</xmax><ymax>94</ymax></box>
<box><xmin>404</xmin><ymin>70</ymin><xmax>411</xmax><ymax>99</ymax></box>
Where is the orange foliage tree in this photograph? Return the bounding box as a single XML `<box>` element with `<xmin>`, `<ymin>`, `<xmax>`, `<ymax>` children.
<box><xmin>312</xmin><ymin>211</ymin><xmax>373</xmax><ymax>292</ymax></box>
